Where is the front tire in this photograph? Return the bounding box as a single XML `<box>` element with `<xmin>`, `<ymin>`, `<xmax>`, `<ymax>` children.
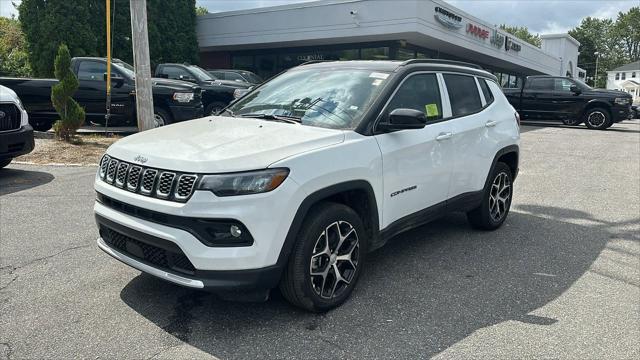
<box><xmin>584</xmin><ymin>108</ymin><xmax>611</xmax><ymax>130</ymax></box>
<box><xmin>153</xmin><ymin>107</ymin><xmax>172</xmax><ymax>128</ymax></box>
<box><xmin>280</xmin><ymin>202</ymin><xmax>367</xmax><ymax>312</ymax></box>
<box><xmin>205</xmin><ymin>102</ymin><xmax>227</xmax><ymax>116</ymax></box>
<box><xmin>0</xmin><ymin>159</ymin><xmax>12</xmax><ymax>169</ymax></box>
<box><xmin>467</xmin><ymin>162</ymin><xmax>513</xmax><ymax>230</ymax></box>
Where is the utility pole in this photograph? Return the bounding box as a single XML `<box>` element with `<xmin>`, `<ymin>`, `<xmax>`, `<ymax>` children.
<box><xmin>130</xmin><ymin>0</ymin><xmax>155</xmax><ymax>131</ymax></box>
<box><xmin>594</xmin><ymin>51</ymin><xmax>600</xmax><ymax>88</ymax></box>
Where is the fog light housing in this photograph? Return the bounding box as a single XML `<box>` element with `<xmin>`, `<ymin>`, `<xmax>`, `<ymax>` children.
<box><xmin>201</xmin><ymin>221</ymin><xmax>253</xmax><ymax>247</ymax></box>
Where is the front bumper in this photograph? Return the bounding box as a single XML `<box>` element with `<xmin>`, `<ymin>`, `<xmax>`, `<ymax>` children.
<box><xmin>169</xmin><ymin>103</ymin><xmax>204</xmax><ymax>122</ymax></box>
<box><xmin>96</xmin><ymin>214</ymin><xmax>282</xmax><ymax>290</ymax></box>
<box><xmin>611</xmin><ymin>104</ymin><xmax>631</xmax><ymax>123</ymax></box>
<box><xmin>0</xmin><ymin>125</ymin><xmax>35</xmax><ymax>160</ymax></box>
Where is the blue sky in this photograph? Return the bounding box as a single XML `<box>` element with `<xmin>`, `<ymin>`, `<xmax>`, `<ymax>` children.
<box><xmin>2</xmin><ymin>0</ymin><xmax>637</xmax><ymax>34</ymax></box>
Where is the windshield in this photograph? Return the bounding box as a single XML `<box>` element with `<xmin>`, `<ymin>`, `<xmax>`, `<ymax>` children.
<box><xmin>227</xmin><ymin>68</ymin><xmax>390</xmax><ymax>130</ymax></box>
<box><xmin>188</xmin><ymin>65</ymin><xmax>215</xmax><ymax>82</ymax></box>
<box><xmin>574</xmin><ymin>79</ymin><xmax>593</xmax><ymax>90</ymax></box>
<box><xmin>113</xmin><ymin>61</ymin><xmax>135</xmax><ymax>78</ymax></box>
<box><xmin>242</xmin><ymin>72</ymin><xmax>263</xmax><ymax>84</ymax></box>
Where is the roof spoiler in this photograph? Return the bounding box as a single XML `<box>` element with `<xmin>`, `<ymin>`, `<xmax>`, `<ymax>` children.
<box><xmin>401</xmin><ymin>59</ymin><xmax>483</xmax><ymax>70</ymax></box>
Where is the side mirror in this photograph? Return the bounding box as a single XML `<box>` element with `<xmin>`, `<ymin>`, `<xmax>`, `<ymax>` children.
<box><xmin>158</xmin><ymin>73</ymin><xmax>169</xmax><ymax>79</ymax></box>
<box><xmin>570</xmin><ymin>84</ymin><xmax>581</xmax><ymax>94</ymax></box>
<box><xmin>103</xmin><ymin>73</ymin><xmax>124</xmax><ymax>87</ymax></box>
<box><xmin>377</xmin><ymin>108</ymin><xmax>427</xmax><ymax>132</ymax></box>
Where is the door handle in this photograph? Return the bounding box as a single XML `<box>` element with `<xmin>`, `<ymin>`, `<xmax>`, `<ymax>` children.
<box><xmin>435</xmin><ymin>132</ymin><xmax>453</xmax><ymax>141</ymax></box>
<box><xmin>485</xmin><ymin>120</ymin><xmax>498</xmax><ymax>127</ymax></box>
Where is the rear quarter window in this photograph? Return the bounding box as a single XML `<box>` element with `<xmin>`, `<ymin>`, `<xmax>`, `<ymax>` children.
<box><xmin>443</xmin><ymin>74</ymin><xmax>483</xmax><ymax>117</ymax></box>
<box><xmin>478</xmin><ymin>78</ymin><xmax>494</xmax><ymax>104</ymax></box>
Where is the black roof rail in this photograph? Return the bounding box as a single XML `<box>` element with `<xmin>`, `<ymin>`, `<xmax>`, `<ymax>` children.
<box><xmin>401</xmin><ymin>59</ymin><xmax>483</xmax><ymax>70</ymax></box>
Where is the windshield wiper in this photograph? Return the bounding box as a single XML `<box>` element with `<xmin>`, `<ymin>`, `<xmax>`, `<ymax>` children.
<box><xmin>239</xmin><ymin>113</ymin><xmax>301</xmax><ymax>124</ymax></box>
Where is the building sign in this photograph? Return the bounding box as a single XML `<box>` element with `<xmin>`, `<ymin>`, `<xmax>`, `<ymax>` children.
<box><xmin>434</xmin><ymin>7</ymin><xmax>463</xmax><ymax>29</ymax></box>
<box><xmin>505</xmin><ymin>36</ymin><xmax>522</xmax><ymax>52</ymax></box>
<box><xmin>297</xmin><ymin>53</ymin><xmax>324</xmax><ymax>61</ymax></box>
<box><xmin>490</xmin><ymin>29</ymin><xmax>505</xmax><ymax>48</ymax></box>
<box><xmin>466</xmin><ymin>23</ymin><xmax>489</xmax><ymax>39</ymax></box>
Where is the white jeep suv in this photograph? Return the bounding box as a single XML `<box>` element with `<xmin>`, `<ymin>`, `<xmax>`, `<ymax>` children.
<box><xmin>95</xmin><ymin>60</ymin><xmax>520</xmax><ymax>312</ymax></box>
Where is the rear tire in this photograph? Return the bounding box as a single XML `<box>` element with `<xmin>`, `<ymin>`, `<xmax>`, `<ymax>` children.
<box><xmin>467</xmin><ymin>162</ymin><xmax>513</xmax><ymax>230</ymax></box>
<box><xmin>0</xmin><ymin>159</ymin><xmax>12</xmax><ymax>169</ymax></box>
<box><xmin>562</xmin><ymin>118</ymin><xmax>581</xmax><ymax>126</ymax></box>
<box><xmin>279</xmin><ymin>202</ymin><xmax>367</xmax><ymax>312</ymax></box>
<box><xmin>584</xmin><ymin>108</ymin><xmax>611</xmax><ymax>130</ymax></box>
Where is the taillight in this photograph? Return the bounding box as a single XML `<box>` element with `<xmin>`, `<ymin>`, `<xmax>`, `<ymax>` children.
<box><xmin>514</xmin><ymin>111</ymin><xmax>520</xmax><ymax>126</ymax></box>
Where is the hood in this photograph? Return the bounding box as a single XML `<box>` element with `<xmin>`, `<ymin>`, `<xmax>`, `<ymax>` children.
<box><xmin>151</xmin><ymin>77</ymin><xmax>199</xmax><ymax>91</ymax></box>
<box><xmin>106</xmin><ymin>116</ymin><xmax>345</xmax><ymax>173</ymax></box>
<box><xmin>584</xmin><ymin>88</ymin><xmax>632</xmax><ymax>98</ymax></box>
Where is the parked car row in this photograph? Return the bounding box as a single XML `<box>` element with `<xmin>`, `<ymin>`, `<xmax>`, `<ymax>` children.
<box><xmin>0</xmin><ymin>58</ymin><xmax>264</xmax><ymax>131</ymax></box>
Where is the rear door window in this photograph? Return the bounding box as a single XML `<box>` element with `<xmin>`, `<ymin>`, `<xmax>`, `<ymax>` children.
<box><xmin>443</xmin><ymin>74</ymin><xmax>482</xmax><ymax>117</ymax></box>
<box><xmin>387</xmin><ymin>73</ymin><xmax>442</xmax><ymax>121</ymax></box>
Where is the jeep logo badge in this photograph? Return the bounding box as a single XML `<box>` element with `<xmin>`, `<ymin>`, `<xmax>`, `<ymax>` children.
<box><xmin>133</xmin><ymin>155</ymin><xmax>148</xmax><ymax>164</ymax></box>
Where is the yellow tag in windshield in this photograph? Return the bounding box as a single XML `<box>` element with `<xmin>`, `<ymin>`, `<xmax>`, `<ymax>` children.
<box><xmin>425</xmin><ymin>103</ymin><xmax>439</xmax><ymax>117</ymax></box>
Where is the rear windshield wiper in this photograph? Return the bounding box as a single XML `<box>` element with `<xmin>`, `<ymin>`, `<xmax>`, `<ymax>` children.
<box><xmin>239</xmin><ymin>113</ymin><xmax>301</xmax><ymax>124</ymax></box>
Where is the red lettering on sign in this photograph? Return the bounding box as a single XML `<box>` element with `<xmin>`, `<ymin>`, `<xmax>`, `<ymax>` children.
<box><xmin>466</xmin><ymin>23</ymin><xmax>489</xmax><ymax>39</ymax></box>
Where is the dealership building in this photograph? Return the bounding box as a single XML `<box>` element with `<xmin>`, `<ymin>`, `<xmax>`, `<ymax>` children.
<box><xmin>196</xmin><ymin>0</ymin><xmax>581</xmax><ymax>88</ymax></box>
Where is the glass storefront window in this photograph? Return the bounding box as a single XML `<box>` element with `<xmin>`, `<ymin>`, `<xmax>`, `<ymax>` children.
<box><xmin>396</xmin><ymin>48</ymin><xmax>415</xmax><ymax>60</ymax></box>
<box><xmin>361</xmin><ymin>47</ymin><xmax>390</xmax><ymax>60</ymax></box>
<box><xmin>232</xmin><ymin>55</ymin><xmax>254</xmax><ymax>72</ymax></box>
<box><xmin>500</xmin><ymin>73</ymin><xmax>509</xmax><ymax>88</ymax></box>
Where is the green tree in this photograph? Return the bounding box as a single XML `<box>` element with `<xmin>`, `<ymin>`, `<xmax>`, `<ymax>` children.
<box><xmin>0</xmin><ymin>16</ymin><xmax>31</xmax><ymax>77</ymax></box>
<box><xmin>18</xmin><ymin>0</ymin><xmax>200</xmax><ymax>77</ymax></box>
<box><xmin>611</xmin><ymin>7</ymin><xmax>640</xmax><ymax>61</ymax></box>
<box><xmin>51</xmin><ymin>44</ymin><xmax>85</xmax><ymax>140</ymax></box>
<box><xmin>569</xmin><ymin>17</ymin><xmax>619</xmax><ymax>87</ymax></box>
<box><xmin>196</xmin><ymin>6</ymin><xmax>209</xmax><ymax>16</ymax></box>
<box><xmin>499</xmin><ymin>25</ymin><xmax>541</xmax><ymax>48</ymax></box>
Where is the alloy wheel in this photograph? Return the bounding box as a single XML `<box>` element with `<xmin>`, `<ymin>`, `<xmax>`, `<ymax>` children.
<box><xmin>309</xmin><ymin>221</ymin><xmax>360</xmax><ymax>299</ymax></box>
<box><xmin>153</xmin><ymin>113</ymin><xmax>166</xmax><ymax>128</ymax></box>
<box><xmin>489</xmin><ymin>172</ymin><xmax>511</xmax><ymax>222</ymax></box>
<box><xmin>587</xmin><ymin>111</ymin><xmax>606</xmax><ymax>127</ymax></box>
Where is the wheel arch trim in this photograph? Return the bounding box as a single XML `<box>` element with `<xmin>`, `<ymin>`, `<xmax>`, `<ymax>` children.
<box><xmin>275</xmin><ymin>180</ymin><xmax>380</xmax><ymax>269</ymax></box>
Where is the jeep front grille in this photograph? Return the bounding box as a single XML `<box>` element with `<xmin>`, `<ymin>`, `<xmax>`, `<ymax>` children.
<box><xmin>0</xmin><ymin>103</ymin><xmax>21</xmax><ymax>132</ymax></box>
<box><xmin>98</xmin><ymin>155</ymin><xmax>198</xmax><ymax>202</ymax></box>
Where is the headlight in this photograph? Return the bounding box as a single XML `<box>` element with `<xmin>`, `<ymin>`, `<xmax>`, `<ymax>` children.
<box><xmin>197</xmin><ymin>168</ymin><xmax>289</xmax><ymax>196</ymax></box>
<box><xmin>172</xmin><ymin>92</ymin><xmax>194</xmax><ymax>103</ymax></box>
<box><xmin>615</xmin><ymin>97</ymin><xmax>631</xmax><ymax>105</ymax></box>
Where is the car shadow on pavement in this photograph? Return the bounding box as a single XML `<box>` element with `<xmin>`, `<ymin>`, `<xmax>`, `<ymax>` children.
<box><xmin>0</xmin><ymin>167</ymin><xmax>54</xmax><ymax>196</ymax></box>
<box><xmin>118</xmin><ymin>206</ymin><xmax>619</xmax><ymax>359</ymax></box>
<box><xmin>520</xmin><ymin>121</ymin><xmax>640</xmax><ymax>134</ymax></box>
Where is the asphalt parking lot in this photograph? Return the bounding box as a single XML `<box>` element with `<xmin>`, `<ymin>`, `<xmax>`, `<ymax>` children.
<box><xmin>1</xmin><ymin>120</ymin><xmax>639</xmax><ymax>359</ymax></box>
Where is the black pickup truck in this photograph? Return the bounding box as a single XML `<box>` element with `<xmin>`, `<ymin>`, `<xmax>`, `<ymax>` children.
<box><xmin>504</xmin><ymin>75</ymin><xmax>633</xmax><ymax>130</ymax></box>
<box><xmin>0</xmin><ymin>57</ymin><xmax>204</xmax><ymax>131</ymax></box>
<box><xmin>155</xmin><ymin>63</ymin><xmax>250</xmax><ymax>115</ymax></box>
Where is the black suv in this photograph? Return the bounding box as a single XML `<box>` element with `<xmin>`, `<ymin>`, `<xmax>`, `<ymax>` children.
<box><xmin>504</xmin><ymin>76</ymin><xmax>632</xmax><ymax>130</ymax></box>
<box><xmin>155</xmin><ymin>64</ymin><xmax>250</xmax><ymax>115</ymax></box>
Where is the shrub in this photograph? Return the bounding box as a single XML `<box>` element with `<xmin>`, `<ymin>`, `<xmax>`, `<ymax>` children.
<box><xmin>50</xmin><ymin>44</ymin><xmax>85</xmax><ymax>140</ymax></box>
